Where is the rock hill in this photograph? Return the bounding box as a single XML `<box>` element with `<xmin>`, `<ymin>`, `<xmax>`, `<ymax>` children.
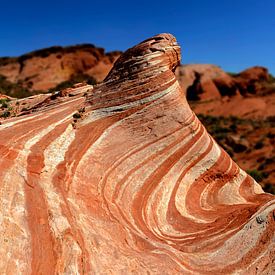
<box><xmin>0</xmin><ymin>44</ymin><xmax>121</xmax><ymax>96</ymax></box>
<box><xmin>0</xmin><ymin>33</ymin><xmax>274</xmax><ymax>274</ymax></box>
<box><xmin>176</xmin><ymin>64</ymin><xmax>275</xmax><ymax>118</ymax></box>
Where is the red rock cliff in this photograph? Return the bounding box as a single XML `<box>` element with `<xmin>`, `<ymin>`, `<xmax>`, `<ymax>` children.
<box><xmin>0</xmin><ymin>44</ymin><xmax>120</xmax><ymax>92</ymax></box>
<box><xmin>0</xmin><ymin>33</ymin><xmax>274</xmax><ymax>274</ymax></box>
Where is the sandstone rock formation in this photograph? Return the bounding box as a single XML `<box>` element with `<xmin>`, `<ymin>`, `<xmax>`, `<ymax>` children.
<box><xmin>0</xmin><ymin>94</ymin><xmax>12</xmax><ymax>100</ymax></box>
<box><xmin>177</xmin><ymin>64</ymin><xmax>275</xmax><ymax>119</ymax></box>
<box><xmin>175</xmin><ymin>64</ymin><xmax>235</xmax><ymax>100</ymax></box>
<box><xmin>234</xmin><ymin>66</ymin><xmax>270</xmax><ymax>95</ymax></box>
<box><xmin>0</xmin><ymin>34</ymin><xmax>274</xmax><ymax>274</ymax></box>
<box><xmin>0</xmin><ymin>44</ymin><xmax>121</xmax><ymax>93</ymax></box>
<box><xmin>176</xmin><ymin>64</ymin><xmax>274</xmax><ymax>101</ymax></box>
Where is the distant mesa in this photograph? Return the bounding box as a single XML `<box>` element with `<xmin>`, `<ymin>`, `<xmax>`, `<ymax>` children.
<box><xmin>175</xmin><ymin>64</ymin><xmax>275</xmax><ymax>118</ymax></box>
<box><xmin>0</xmin><ymin>44</ymin><xmax>121</xmax><ymax>96</ymax></box>
<box><xmin>177</xmin><ymin>64</ymin><xmax>272</xmax><ymax>99</ymax></box>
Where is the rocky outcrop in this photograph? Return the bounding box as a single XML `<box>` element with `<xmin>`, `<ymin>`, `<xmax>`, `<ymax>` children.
<box><xmin>234</xmin><ymin>66</ymin><xmax>270</xmax><ymax>95</ymax></box>
<box><xmin>176</xmin><ymin>64</ymin><xmax>236</xmax><ymax>100</ymax></box>
<box><xmin>0</xmin><ymin>34</ymin><xmax>274</xmax><ymax>274</ymax></box>
<box><xmin>176</xmin><ymin>64</ymin><xmax>274</xmax><ymax>101</ymax></box>
<box><xmin>176</xmin><ymin>64</ymin><xmax>275</xmax><ymax>118</ymax></box>
<box><xmin>0</xmin><ymin>93</ymin><xmax>12</xmax><ymax>100</ymax></box>
<box><xmin>0</xmin><ymin>44</ymin><xmax>121</xmax><ymax>93</ymax></box>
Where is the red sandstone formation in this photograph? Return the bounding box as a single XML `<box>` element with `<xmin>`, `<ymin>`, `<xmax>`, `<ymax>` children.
<box><xmin>0</xmin><ymin>94</ymin><xmax>12</xmax><ymax>100</ymax></box>
<box><xmin>0</xmin><ymin>34</ymin><xmax>274</xmax><ymax>274</ymax></box>
<box><xmin>176</xmin><ymin>64</ymin><xmax>234</xmax><ymax>100</ymax></box>
<box><xmin>176</xmin><ymin>64</ymin><xmax>275</xmax><ymax>118</ymax></box>
<box><xmin>176</xmin><ymin>64</ymin><xmax>274</xmax><ymax>99</ymax></box>
<box><xmin>0</xmin><ymin>44</ymin><xmax>120</xmax><ymax>92</ymax></box>
<box><xmin>233</xmin><ymin>66</ymin><xmax>270</xmax><ymax>95</ymax></box>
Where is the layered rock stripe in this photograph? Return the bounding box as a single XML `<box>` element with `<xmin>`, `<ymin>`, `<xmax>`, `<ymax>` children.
<box><xmin>0</xmin><ymin>34</ymin><xmax>274</xmax><ymax>274</ymax></box>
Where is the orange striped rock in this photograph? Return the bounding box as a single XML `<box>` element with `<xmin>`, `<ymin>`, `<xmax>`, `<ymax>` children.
<box><xmin>0</xmin><ymin>33</ymin><xmax>274</xmax><ymax>274</ymax></box>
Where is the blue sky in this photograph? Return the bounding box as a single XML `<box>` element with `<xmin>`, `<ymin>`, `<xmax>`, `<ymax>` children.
<box><xmin>1</xmin><ymin>0</ymin><xmax>275</xmax><ymax>74</ymax></box>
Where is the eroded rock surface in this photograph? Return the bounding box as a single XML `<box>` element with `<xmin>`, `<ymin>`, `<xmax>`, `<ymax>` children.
<box><xmin>0</xmin><ymin>34</ymin><xmax>274</xmax><ymax>274</ymax></box>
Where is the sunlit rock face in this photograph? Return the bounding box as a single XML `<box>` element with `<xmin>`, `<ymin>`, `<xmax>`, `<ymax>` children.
<box><xmin>0</xmin><ymin>45</ymin><xmax>121</xmax><ymax>92</ymax></box>
<box><xmin>0</xmin><ymin>33</ymin><xmax>274</xmax><ymax>274</ymax></box>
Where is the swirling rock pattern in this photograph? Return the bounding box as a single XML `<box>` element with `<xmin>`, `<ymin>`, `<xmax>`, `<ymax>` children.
<box><xmin>0</xmin><ymin>34</ymin><xmax>274</xmax><ymax>274</ymax></box>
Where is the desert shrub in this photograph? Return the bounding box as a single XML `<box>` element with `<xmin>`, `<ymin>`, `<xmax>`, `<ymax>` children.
<box><xmin>229</xmin><ymin>115</ymin><xmax>245</xmax><ymax>125</ymax></box>
<box><xmin>231</xmin><ymin>142</ymin><xmax>247</xmax><ymax>153</ymax></box>
<box><xmin>258</xmin><ymin>157</ymin><xmax>275</xmax><ymax>171</ymax></box>
<box><xmin>266</xmin><ymin>132</ymin><xmax>275</xmax><ymax>139</ymax></box>
<box><xmin>0</xmin><ymin>98</ymin><xmax>10</xmax><ymax>108</ymax></box>
<box><xmin>0</xmin><ymin>98</ymin><xmax>10</xmax><ymax>104</ymax></box>
<box><xmin>210</xmin><ymin>125</ymin><xmax>230</xmax><ymax>135</ymax></box>
<box><xmin>246</xmin><ymin>169</ymin><xmax>266</xmax><ymax>182</ymax></box>
<box><xmin>0</xmin><ymin>57</ymin><xmax>17</xmax><ymax>66</ymax></box>
<box><xmin>197</xmin><ymin>114</ymin><xmax>220</xmax><ymax>126</ymax></box>
<box><xmin>73</xmin><ymin>113</ymin><xmax>81</xmax><ymax>119</ymax></box>
<box><xmin>1</xmin><ymin>101</ymin><xmax>8</xmax><ymax>108</ymax></box>
<box><xmin>224</xmin><ymin>147</ymin><xmax>234</xmax><ymax>157</ymax></box>
<box><xmin>198</xmin><ymin>114</ymin><xmax>232</xmax><ymax>143</ymax></box>
<box><xmin>263</xmin><ymin>183</ymin><xmax>275</xmax><ymax>194</ymax></box>
<box><xmin>254</xmin><ymin>140</ymin><xmax>264</xmax><ymax>150</ymax></box>
<box><xmin>0</xmin><ymin>111</ymin><xmax>11</xmax><ymax>118</ymax></box>
<box><xmin>229</xmin><ymin>123</ymin><xmax>237</xmax><ymax>132</ymax></box>
<box><xmin>0</xmin><ymin>74</ymin><xmax>33</xmax><ymax>98</ymax></box>
<box><xmin>268</xmin><ymin>74</ymin><xmax>275</xmax><ymax>83</ymax></box>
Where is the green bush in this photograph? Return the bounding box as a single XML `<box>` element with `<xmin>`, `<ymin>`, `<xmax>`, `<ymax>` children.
<box><xmin>0</xmin><ymin>111</ymin><xmax>11</xmax><ymax>118</ymax></box>
<box><xmin>0</xmin><ymin>74</ymin><xmax>33</xmax><ymax>98</ymax></box>
<box><xmin>73</xmin><ymin>113</ymin><xmax>81</xmax><ymax>119</ymax></box>
<box><xmin>254</xmin><ymin>140</ymin><xmax>264</xmax><ymax>150</ymax></box>
<box><xmin>268</xmin><ymin>73</ymin><xmax>275</xmax><ymax>83</ymax></box>
<box><xmin>246</xmin><ymin>169</ymin><xmax>266</xmax><ymax>182</ymax></box>
<box><xmin>0</xmin><ymin>98</ymin><xmax>10</xmax><ymax>108</ymax></box>
<box><xmin>263</xmin><ymin>183</ymin><xmax>275</xmax><ymax>194</ymax></box>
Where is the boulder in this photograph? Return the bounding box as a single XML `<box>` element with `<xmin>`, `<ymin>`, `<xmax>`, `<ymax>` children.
<box><xmin>176</xmin><ymin>64</ymin><xmax>237</xmax><ymax>100</ymax></box>
<box><xmin>234</xmin><ymin>66</ymin><xmax>270</xmax><ymax>95</ymax></box>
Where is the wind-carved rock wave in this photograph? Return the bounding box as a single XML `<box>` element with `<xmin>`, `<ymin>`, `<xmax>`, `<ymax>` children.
<box><xmin>0</xmin><ymin>34</ymin><xmax>274</xmax><ymax>274</ymax></box>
